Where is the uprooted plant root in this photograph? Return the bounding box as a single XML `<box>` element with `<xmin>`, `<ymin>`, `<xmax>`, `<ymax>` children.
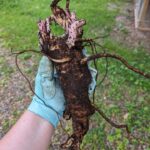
<box><xmin>36</xmin><ymin>0</ymin><xmax>150</xmax><ymax>149</ymax></box>
<box><xmin>13</xmin><ymin>0</ymin><xmax>150</xmax><ymax>149</ymax></box>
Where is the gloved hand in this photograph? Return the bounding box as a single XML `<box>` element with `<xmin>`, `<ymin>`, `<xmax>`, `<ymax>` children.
<box><xmin>28</xmin><ymin>53</ymin><xmax>97</xmax><ymax>128</ymax></box>
<box><xmin>28</xmin><ymin>56</ymin><xmax>65</xmax><ymax>128</ymax></box>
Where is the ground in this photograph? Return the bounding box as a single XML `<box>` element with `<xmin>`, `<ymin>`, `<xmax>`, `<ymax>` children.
<box><xmin>0</xmin><ymin>0</ymin><xmax>150</xmax><ymax>150</ymax></box>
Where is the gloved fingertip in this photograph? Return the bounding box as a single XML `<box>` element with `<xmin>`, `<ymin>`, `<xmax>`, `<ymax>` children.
<box><xmin>40</xmin><ymin>56</ymin><xmax>51</xmax><ymax>66</ymax></box>
<box><xmin>38</xmin><ymin>56</ymin><xmax>53</xmax><ymax>74</ymax></box>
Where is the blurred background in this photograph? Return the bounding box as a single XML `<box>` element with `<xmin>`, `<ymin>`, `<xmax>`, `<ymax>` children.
<box><xmin>0</xmin><ymin>0</ymin><xmax>150</xmax><ymax>149</ymax></box>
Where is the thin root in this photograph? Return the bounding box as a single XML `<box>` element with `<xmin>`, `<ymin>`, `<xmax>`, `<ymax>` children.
<box><xmin>93</xmin><ymin>105</ymin><xmax>130</xmax><ymax>134</ymax></box>
<box><xmin>81</xmin><ymin>53</ymin><xmax>150</xmax><ymax>79</ymax></box>
<box><xmin>13</xmin><ymin>50</ymin><xmax>69</xmax><ymax>135</ymax></box>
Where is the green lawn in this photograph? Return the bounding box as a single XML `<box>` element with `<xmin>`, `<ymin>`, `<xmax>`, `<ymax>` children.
<box><xmin>0</xmin><ymin>0</ymin><xmax>150</xmax><ymax>149</ymax></box>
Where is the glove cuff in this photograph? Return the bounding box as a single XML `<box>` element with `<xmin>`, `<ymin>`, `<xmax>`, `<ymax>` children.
<box><xmin>28</xmin><ymin>97</ymin><xmax>60</xmax><ymax>128</ymax></box>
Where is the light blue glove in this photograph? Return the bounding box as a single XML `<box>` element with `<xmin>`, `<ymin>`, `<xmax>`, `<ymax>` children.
<box><xmin>88</xmin><ymin>67</ymin><xmax>97</xmax><ymax>94</ymax></box>
<box><xmin>82</xmin><ymin>48</ymin><xmax>97</xmax><ymax>94</ymax></box>
<box><xmin>28</xmin><ymin>52</ymin><xmax>97</xmax><ymax>128</ymax></box>
<box><xmin>28</xmin><ymin>56</ymin><xmax>65</xmax><ymax>128</ymax></box>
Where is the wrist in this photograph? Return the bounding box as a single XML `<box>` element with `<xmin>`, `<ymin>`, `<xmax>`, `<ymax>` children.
<box><xmin>28</xmin><ymin>97</ymin><xmax>61</xmax><ymax>128</ymax></box>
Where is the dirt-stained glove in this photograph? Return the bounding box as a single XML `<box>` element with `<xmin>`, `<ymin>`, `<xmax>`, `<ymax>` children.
<box><xmin>28</xmin><ymin>56</ymin><xmax>65</xmax><ymax>128</ymax></box>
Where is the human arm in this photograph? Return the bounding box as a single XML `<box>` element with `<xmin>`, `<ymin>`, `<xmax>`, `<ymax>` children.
<box><xmin>0</xmin><ymin>111</ymin><xmax>54</xmax><ymax>150</ymax></box>
<box><xmin>0</xmin><ymin>54</ymin><xmax>97</xmax><ymax>150</ymax></box>
<box><xmin>0</xmin><ymin>56</ymin><xmax>65</xmax><ymax>150</ymax></box>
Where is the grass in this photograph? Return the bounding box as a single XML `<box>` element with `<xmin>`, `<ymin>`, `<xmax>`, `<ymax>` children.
<box><xmin>0</xmin><ymin>0</ymin><xmax>119</xmax><ymax>49</ymax></box>
<box><xmin>0</xmin><ymin>0</ymin><xmax>150</xmax><ymax>149</ymax></box>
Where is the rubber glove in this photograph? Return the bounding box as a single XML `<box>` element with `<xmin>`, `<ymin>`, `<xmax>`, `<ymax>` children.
<box><xmin>28</xmin><ymin>56</ymin><xmax>65</xmax><ymax>128</ymax></box>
